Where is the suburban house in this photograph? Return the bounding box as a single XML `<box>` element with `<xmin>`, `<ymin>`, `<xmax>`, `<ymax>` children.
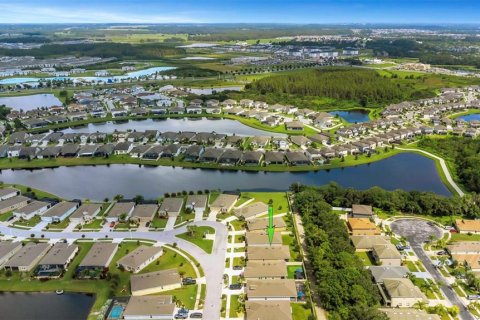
<box><xmin>447</xmin><ymin>242</ymin><xmax>480</xmax><ymax>255</ymax></box>
<box><xmin>246</xmin><ymin>231</ymin><xmax>282</xmax><ymax>246</ymax></box>
<box><xmin>378</xmin><ymin>278</ymin><xmax>427</xmax><ymax>308</ymax></box>
<box><xmin>244</xmin><ymin>260</ymin><xmax>287</xmax><ymax>279</ymax></box>
<box><xmin>123</xmin><ymin>295</ymin><xmax>175</xmax><ymax>320</ymax></box>
<box><xmin>351</xmin><ymin>235</ymin><xmax>389</xmax><ymax>251</ymax></box>
<box><xmin>233</xmin><ymin>202</ymin><xmax>269</xmax><ymax>220</ymax></box>
<box><xmin>35</xmin><ymin>243</ymin><xmax>79</xmax><ymax>278</ymax></box>
<box><xmin>209</xmin><ymin>194</ymin><xmax>238</xmax><ymax>216</ymax></box>
<box><xmin>4</xmin><ymin>242</ymin><xmax>51</xmax><ymax>272</ymax></box>
<box><xmin>185</xmin><ymin>195</ymin><xmax>208</xmax><ymax>215</ymax></box>
<box><xmin>41</xmin><ymin>201</ymin><xmax>79</xmax><ymax>223</ymax></box>
<box><xmin>106</xmin><ymin>202</ymin><xmax>135</xmax><ymax>223</ymax></box>
<box><xmin>380</xmin><ymin>308</ymin><xmax>440</xmax><ymax>320</ymax></box>
<box><xmin>455</xmin><ymin>219</ymin><xmax>480</xmax><ymax>234</ymax></box>
<box><xmin>285</xmin><ymin>121</ymin><xmax>303</xmax><ymax>131</ymax></box>
<box><xmin>369</xmin><ymin>266</ymin><xmax>409</xmax><ymax>284</ymax></box>
<box><xmin>246</xmin><ymin>245</ymin><xmax>291</xmax><ymax>261</ymax></box>
<box><xmin>351</xmin><ymin>204</ymin><xmax>374</xmax><ymax>218</ymax></box>
<box><xmin>78</xmin><ymin>242</ymin><xmax>118</xmax><ymax>272</ymax></box>
<box><xmin>13</xmin><ymin>200</ymin><xmax>50</xmax><ymax>220</ymax></box>
<box><xmin>158</xmin><ymin>198</ymin><xmax>184</xmax><ymax>217</ymax></box>
<box><xmin>130</xmin><ymin>269</ymin><xmax>182</xmax><ymax>296</ymax></box>
<box><xmin>371</xmin><ymin>243</ymin><xmax>402</xmax><ymax>266</ymax></box>
<box><xmin>130</xmin><ymin>204</ymin><xmax>158</xmax><ymax>224</ymax></box>
<box><xmin>117</xmin><ymin>245</ymin><xmax>163</xmax><ymax>273</ymax></box>
<box><xmin>0</xmin><ymin>187</ymin><xmax>20</xmax><ymax>200</ymax></box>
<box><xmin>69</xmin><ymin>203</ymin><xmax>103</xmax><ymax>225</ymax></box>
<box><xmin>247</xmin><ymin>216</ymin><xmax>286</xmax><ymax>231</ymax></box>
<box><xmin>347</xmin><ymin>218</ymin><xmax>381</xmax><ymax>236</ymax></box>
<box><xmin>245</xmin><ymin>301</ymin><xmax>292</xmax><ymax>320</ymax></box>
<box><xmin>246</xmin><ymin>279</ymin><xmax>297</xmax><ymax>301</ymax></box>
<box><xmin>0</xmin><ymin>196</ymin><xmax>30</xmax><ymax>214</ymax></box>
<box><xmin>0</xmin><ymin>242</ymin><xmax>22</xmax><ymax>268</ymax></box>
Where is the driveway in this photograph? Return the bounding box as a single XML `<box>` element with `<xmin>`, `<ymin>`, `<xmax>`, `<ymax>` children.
<box><xmin>164</xmin><ymin>216</ymin><xmax>176</xmax><ymax>230</ymax></box>
<box><xmin>0</xmin><ymin>220</ymin><xmax>228</xmax><ymax>320</ymax></box>
<box><xmin>391</xmin><ymin>219</ymin><xmax>473</xmax><ymax>320</ymax></box>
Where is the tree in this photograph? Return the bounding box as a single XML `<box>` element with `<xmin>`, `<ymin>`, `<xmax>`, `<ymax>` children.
<box><xmin>114</xmin><ymin>194</ymin><xmax>124</xmax><ymax>201</ymax></box>
<box><xmin>133</xmin><ymin>195</ymin><xmax>144</xmax><ymax>204</ymax></box>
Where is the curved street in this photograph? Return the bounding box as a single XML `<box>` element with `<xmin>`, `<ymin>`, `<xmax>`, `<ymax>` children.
<box><xmin>0</xmin><ymin>220</ymin><xmax>228</xmax><ymax>320</ymax></box>
<box><xmin>390</xmin><ymin>219</ymin><xmax>473</xmax><ymax>320</ymax></box>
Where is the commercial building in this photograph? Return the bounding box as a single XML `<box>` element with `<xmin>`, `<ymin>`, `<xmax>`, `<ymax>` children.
<box><xmin>117</xmin><ymin>245</ymin><xmax>163</xmax><ymax>273</ymax></box>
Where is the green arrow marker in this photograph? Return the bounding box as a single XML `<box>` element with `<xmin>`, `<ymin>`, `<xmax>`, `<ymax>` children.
<box><xmin>267</xmin><ymin>205</ymin><xmax>275</xmax><ymax>245</ymax></box>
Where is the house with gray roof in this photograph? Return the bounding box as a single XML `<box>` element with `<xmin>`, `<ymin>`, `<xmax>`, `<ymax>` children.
<box><xmin>70</xmin><ymin>203</ymin><xmax>102</xmax><ymax>224</ymax></box>
<box><xmin>4</xmin><ymin>242</ymin><xmax>51</xmax><ymax>272</ymax></box>
<box><xmin>13</xmin><ymin>200</ymin><xmax>50</xmax><ymax>220</ymax></box>
<box><xmin>370</xmin><ymin>266</ymin><xmax>409</xmax><ymax>283</ymax></box>
<box><xmin>158</xmin><ymin>198</ymin><xmax>184</xmax><ymax>217</ymax></box>
<box><xmin>106</xmin><ymin>202</ymin><xmax>135</xmax><ymax>222</ymax></box>
<box><xmin>41</xmin><ymin>201</ymin><xmax>79</xmax><ymax>223</ymax></box>
<box><xmin>35</xmin><ymin>243</ymin><xmax>79</xmax><ymax>278</ymax></box>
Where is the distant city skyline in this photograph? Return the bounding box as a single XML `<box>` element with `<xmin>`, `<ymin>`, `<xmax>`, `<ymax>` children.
<box><xmin>0</xmin><ymin>0</ymin><xmax>479</xmax><ymax>24</ymax></box>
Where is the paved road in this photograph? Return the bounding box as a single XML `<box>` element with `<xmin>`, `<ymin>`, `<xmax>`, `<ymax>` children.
<box><xmin>391</xmin><ymin>219</ymin><xmax>473</xmax><ymax>320</ymax></box>
<box><xmin>396</xmin><ymin>147</ymin><xmax>465</xmax><ymax>197</ymax></box>
<box><xmin>0</xmin><ymin>220</ymin><xmax>227</xmax><ymax>320</ymax></box>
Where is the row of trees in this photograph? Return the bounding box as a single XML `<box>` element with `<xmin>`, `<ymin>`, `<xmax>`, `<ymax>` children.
<box><xmin>291</xmin><ymin>182</ymin><xmax>480</xmax><ymax>219</ymax></box>
<box><xmin>293</xmin><ymin>188</ymin><xmax>387</xmax><ymax>320</ymax></box>
<box><xmin>419</xmin><ymin>137</ymin><xmax>480</xmax><ymax>193</ymax></box>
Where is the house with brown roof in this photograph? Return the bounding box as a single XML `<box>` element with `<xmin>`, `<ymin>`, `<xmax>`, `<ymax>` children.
<box><xmin>246</xmin><ymin>231</ymin><xmax>282</xmax><ymax>246</ymax></box>
<box><xmin>246</xmin><ymin>279</ymin><xmax>297</xmax><ymax>301</ymax></box>
<box><xmin>35</xmin><ymin>243</ymin><xmax>78</xmax><ymax>278</ymax></box>
<box><xmin>380</xmin><ymin>308</ymin><xmax>440</xmax><ymax>320</ymax></box>
<box><xmin>158</xmin><ymin>198</ymin><xmax>184</xmax><ymax>217</ymax></box>
<box><xmin>378</xmin><ymin>278</ymin><xmax>427</xmax><ymax>308</ymax></box>
<box><xmin>455</xmin><ymin>219</ymin><xmax>480</xmax><ymax>234</ymax></box>
<box><xmin>106</xmin><ymin>202</ymin><xmax>135</xmax><ymax>222</ymax></box>
<box><xmin>234</xmin><ymin>202</ymin><xmax>269</xmax><ymax>220</ymax></box>
<box><xmin>347</xmin><ymin>218</ymin><xmax>380</xmax><ymax>236</ymax></box>
<box><xmin>245</xmin><ymin>301</ymin><xmax>292</xmax><ymax>320</ymax></box>
<box><xmin>210</xmin><ymin>194</ymin><xmax>238</xmax><ymax>216</ymax></box>
<box><xmin>123</xmin><ymin>295</ymin><xmax>175</xmax><ymax>320</ymax></box>
<box><xmin>247</xmin><ymin>216</ymin><xmax>286</xmax><ymax>231</ymax></box>
<box><xmin>130</xmin><ymin>269</ymin><xmax>182</xmax><ymax>296</ymax></box>
<box><xmin>246</xmin><ymin>245</ymin><xmax>291</xmax><ymax>261</ymax></box>
<box><xmin>244</xmin><ymin>260</ymin><xmax>287</xmax><ymax>279</ymax></box>
<box><xmin>351</xmin><ymin>204</ymin><xmax>374</xmax><ymax>218</ymax></box>
<box><xmin>69</xmin><ymin>203</ymin><xmax>102</xmax><ymax>224</ymax></box>
<box><xmin>185</xmin><ymin>195</ymin><xmax>208</xmax><ymax>215</ymax></box>
<box><xmin>351</xmin><ymin>235</ymin><xmax>389</xmax><ymax>251</ymax></box>
<box><xmin>117</xmin><ymin>245</ymin><xmax>163</xmax><ymax>273</ymax></box>
<box><xmin>131</xmin><ymin>204</ymin><xmax>158</xmax><ymax>223</ymax></box>
<box><xmin>372</xmin><ymin>243</ymin><xmax>402</xmax><ymax>266</ymax></box>
<box><xmin>0</xmin><ymin>195</ymin><xmax>30</xmax><ymax>215</ymax></box>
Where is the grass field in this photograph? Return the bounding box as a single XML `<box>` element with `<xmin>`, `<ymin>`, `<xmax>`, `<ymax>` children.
<box><xmin>355</xmin><ymin>251</ymin><xmax>375</xmax><ymax>266</ymax></box>
<box><xmin>161</xmin><ymin>284</ymin><xmax>198</xmax><ymax>309</ymax></box>
<box><xmin>176</xmin><ymin>226</ymin><xmax>215</xmax><ymax>253</ymax></box>
<box><xmin>291</xmin><ymin>303</ymin><xmax>313</xmax><ymax>320</ymax></box>
<box><xmin>238</xmin><ymin>192</ymin><xmax>289</xmax><ymax>213</ymax></box>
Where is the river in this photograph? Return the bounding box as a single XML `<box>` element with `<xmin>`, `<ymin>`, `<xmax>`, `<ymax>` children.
<box><xmin>0</xmin><ymin>292</ymin><xmax>94</xmax><ymax>320</ymax></box>
<box><xmin>0</xmin><ymin>153</ymin><xmax>451</xmax><ymax>200</ymax></box>
<box><xmin>61</xmin><ymin>118</ymin><xmax>286</xmax><ymax>136</ymax></box>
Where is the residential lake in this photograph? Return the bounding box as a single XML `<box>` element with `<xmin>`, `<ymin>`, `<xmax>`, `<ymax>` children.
<box><xmin>329</xmin><ymin>109</ymin><xmax>370</xmax><ymax>123</ymax></box>
<box><xmin>457</xmin><ymin>113</ymin><xmax>480</xmax><ymax>122</ymax></box>
<box><xmin>185</xmin><ymin>86</ymin><xmax>243</xmax><ymax>95</ymax></box>
<box><xmin>0</xmin><ymin>153</ymin><xmax>451</xmax><ymax>200</ymax></box>
<box><xmin>0</xmin><ymin>94</ymin><xmax>62</xmax><ymax>111</ymax></box>
<box><xmin>61</xmin><ymin>118</ymin><xmax>286</xmax><ymax>136</ymax></box>
<box><xmin>0</xmin><ymin>292</ymin><xmax>94</xmax><ymax>320</ymax></box>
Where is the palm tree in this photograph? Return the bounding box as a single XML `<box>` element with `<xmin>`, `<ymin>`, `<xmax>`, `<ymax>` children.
<box><xmin>413</xmin><ymin>300</ymin><xmax>427</xmax><ymax>310</ymax></box>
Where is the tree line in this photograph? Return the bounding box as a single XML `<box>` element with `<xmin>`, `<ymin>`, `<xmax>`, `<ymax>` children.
<box><xmin>291</xmin><ymin>183</ymin><xmax>480</xmax><ymax>219</ymax></box>
<box><xmin>246</xmin><ymin>68</ymin><xmax>415</xmax><ymax>107</ymax></box>
<box><xmin>419</xmin><ymin>137</ymin><xmax>480</xmax><ymax>193</ymax></box>
<box><xmin>292</xmin><ymin>188</ymin><xmax>387</xmax><ymax>320</ymax></box>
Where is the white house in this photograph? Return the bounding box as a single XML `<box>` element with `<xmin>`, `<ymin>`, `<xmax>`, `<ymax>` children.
<box><xmin>40</xmin><ymin>201</ymin><xmax>79</xmax><ymax>223</ymax></box>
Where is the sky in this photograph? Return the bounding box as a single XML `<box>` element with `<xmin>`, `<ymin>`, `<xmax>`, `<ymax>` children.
<box><xmin>0</xmin><ymin>0</ymin><xmax>479</xmax><ymax>24</ymax></box>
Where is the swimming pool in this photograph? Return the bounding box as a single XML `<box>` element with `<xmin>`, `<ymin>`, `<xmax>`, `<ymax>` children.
<box><xmin>108</xmin><ymin>305</ymin><xmax>124</xmax><ymax>320</ymax></box>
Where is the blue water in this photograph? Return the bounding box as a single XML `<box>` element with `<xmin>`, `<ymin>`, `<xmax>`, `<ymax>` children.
<box><xmin>329</xmin><ymin>109</ymin><xmax>370</xmax><ymax>123</ymax></box>
<box><xmin>0</xmin><ymin>153</ymin><xmax>451</xmax><ymax>200</ymax></box>
<box><xmin>0</xmin><ymin>94</ymin><xmax>62</xmax><ymax>111</ymax></box>
<box><xmin>458</xmin><ymin>114</ymin><xmax>480</xmax><ymax>122</ymax></box>
<box><xmin>108</xmin><ymin>306</ymin><xmax>124</xmax><ymax>320</ymax></box>
<box><xmin>0</xmin><ymin>67</ymin><xmax>174</xmax><ymax>85</ymax></box>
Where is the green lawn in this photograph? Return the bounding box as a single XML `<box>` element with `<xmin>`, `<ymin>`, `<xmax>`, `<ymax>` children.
<box><xmin>450</xmin><ymin>233</ymin><xmax>480</xmax><ymax>242</ymax></box>
<box><xmin>176</xmin><ymin>226</ymin><xmax>215</xmax><ymax>254</ymax></box>
<box><xmin>229</xmin><ymin>295</ymin><xmax>242</xmax><ymax>318</ymax></box>
<box><xmin>13</xmin><ymin>215</ymin><xmax>41</xmax><ymax>228</ymax></box>
<box><xmin>81</xmin><ymin>219</ymin><xmax>103</xmax><ymax>230</ymax></box>
<box><xmin>291</xmin><ymin>303</ymin><xmax>313</xmax><ymax>320</ymax></box>
<box><xmin>229</xmin><ymin>219</ymin><xmax>246</xmax><ymax>230</ymax></box>
<box><xmin>46</xmin><ymin>218</ymin><xmax>71</xmax><ymax>230</ymax></box>
<box><xmin>233</xmin><ymin>257</ymin><xmax>246</xmax><ymax>267</ymax></box>
<box><xmin>0</xmin><ymin>211</ymin><xmax>13</xmax><ymax>222</ymax></box>
<box><xmin>282</xmin><ymin>233</ymin><xmax>300</xmax><ymax>261</ymax></box>
<box><xmin>221</xmin><ymin>295</ymin><xmax>227</xmax><ymax>318</ymax></box>
<box><xmin>405</xmin><ymin>260</ymin><xmax>419</xmax><ymax>272</ymax></box>
<box><xmin>4</xmin><ymin>183</ymin><xmax>62</xmax><ymax>200</ymax></box>
<box><xmin>239</xmin><ymin>192</ymin><xmax>289</xmax><ymax>213</ymax></box>
<box><xmin>140</xmin><ymin>247</ymin><xmax>196</xmax><ymax>278</ymax></box>
<box><xmin>151</xmin><ymin>216</ymin><xmax>168</xmax><ymax>229</ymax></box>
<box><xmin>287</xmin><ymin>265</ymin><xmax>304</xmax><ymax>279</ymax></box>
<box><xmin>355</xmin><ymin>251</ymin><xmax>375</xmax><ymax>266</ymax></box>
<box><xmin>162</xmin><ymin>284</ymin><xmax>197</xmax><ymax>309</ymax></box>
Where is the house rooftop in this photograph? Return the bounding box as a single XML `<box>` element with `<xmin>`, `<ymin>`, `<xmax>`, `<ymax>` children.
<box><xmin>79</xmin><ymin>242</ymin><xmax>118</xmax><ymax>268</ymax></box>
<box><xmin>70</xmin><ymin>203</ymin><xmax>102</xmax><ymax>219</ymax></box>
<box><xmin>247</xmin><ymin>216</ymin><xmax>286</xmax><ymax>231</ymax></box>
<box><xmin>380</xmin><ymin>308</ymin><xmax>440</xmax><ymax>320</ymax></box>
<box><xmin>352</xmin><ymin>204</ymin><xmax>373</xmax><ymax>216</ymax></box>
<box><xmin>244</xmin><ymin>260</ymin><xmax>287</xmax><ymax>279</ymax></box>
<box><xmin>107</xmin><ymin>202</ymin><xmax>135</xmax><ymax>218</ymax></box>
<box><xmin>4</xmin><ymin>242</ymin><xmax>50</xmax><ymax>268</ymax></box>
<box><xmin>234</xmin><ymin>202</ymin><xmax>268</xmax><ymax>220</ymax></box>
<box><xmin>245</xmin><ymin>300</ymin><xmax>292</xmax><ymax>320</ymax></box>
<box><xmin>42</xmin><ymin>201</ymin><xmax>77</xmax><ymax>218</ymax></box>
<box><xmin>210</xmin><ymin>194</ymin><xmax>238</xmax><ymax>209</ymax></box>
<box><xmin>131</xmin><ymin>204</ymin><xmax>158</xmax><ymax>219</ymax></box>
<box><xmin>123</xmin><ymin>296</ymin><xmax>175</xmax><ymax>318</ymax></box>
<box><xmin>130</xmin><ymin>269</ymin><xmax>181</xmax><ymax>293</ymax></box>
<box><xmin>246</xmin><ymin>279</ymin><xmax>297</xmax><ymax>298</ymax></box>
<box><xmin>246</xmin><ymin>231</ymin><xmax>282</xmax><ymax>246</ymax></box>
<box><xmin>246</xmin><ymin>245</ymin><xmax>291</xmax><ymax>261</ymax></box>
<box><xmin>369</xmin><ymin>266</ymin><xmax>409</xmax><ymax>283</ymax></box>
<box><xmin>117</xmin><ymin>245</ymin><xmax>162</xmax><ymax>270</ymax></box>
<box><xmin>38</xmin><ymin>243</ymin><xmax>78</xmax><ymax>266</ymax></box>
<box><xmin>13</xmin><ymin>201</ymin><xmax>49</xmax><ymax>215</ymax></box>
